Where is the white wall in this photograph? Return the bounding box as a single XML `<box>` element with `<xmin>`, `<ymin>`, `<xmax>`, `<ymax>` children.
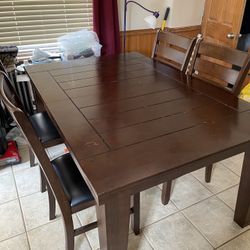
<box><xmin>118</xmin><ymin>0</ymin><xmax>206</xmax><ymax>30</ymax></box>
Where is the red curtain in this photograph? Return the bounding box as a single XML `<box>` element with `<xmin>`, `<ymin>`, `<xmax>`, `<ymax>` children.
<box><xmin>93</xmin><ymin>0</ymin><xmax>121</xmax><ymax>56</ymax></box>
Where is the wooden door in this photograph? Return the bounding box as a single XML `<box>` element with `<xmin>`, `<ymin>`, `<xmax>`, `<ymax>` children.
<box><xmin>202</xmin><ymin>0</ymin><xmax>247</xmax><ymax>48</ymax></box>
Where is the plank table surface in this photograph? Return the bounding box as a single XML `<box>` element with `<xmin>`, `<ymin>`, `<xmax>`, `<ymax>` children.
<box><xmin>26</xmin><ymin>53</ymin><xmax>250</xmax><ymax>250</ymax></box>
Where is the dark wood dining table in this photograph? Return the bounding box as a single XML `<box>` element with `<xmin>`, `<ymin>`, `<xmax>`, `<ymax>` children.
<box><xmin>26</xmin><ymin>52</ymin><xmax>250</xmax><ymax>250</ymax></box>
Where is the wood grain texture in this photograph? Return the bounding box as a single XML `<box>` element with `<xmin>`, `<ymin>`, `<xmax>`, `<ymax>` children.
<box><xmin>26</xmin><ymin>52</ymin><xmax>250</xmax><ymax>249</ymax></box>
<box><xmin>202</xmin><ymin>0</ymin><xmax>246</xmax><ymax>48</ymax></box>
<box><xmin>120</xmin><ymin>26</ymin><xmax>201</xmax><ymax>57</ymax></box>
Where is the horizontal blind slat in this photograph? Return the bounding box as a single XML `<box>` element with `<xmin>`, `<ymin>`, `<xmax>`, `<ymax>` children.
<box><xmin>0</xmin><ymin>0</ymin><xmax>93</xmax><ymax>60</ymax></box>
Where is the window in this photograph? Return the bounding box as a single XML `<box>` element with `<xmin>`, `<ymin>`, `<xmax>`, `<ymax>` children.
<box><xmin>0</xmin><ymin>0</ymin><xmax>93</xmax><ymax>59</ymax></box>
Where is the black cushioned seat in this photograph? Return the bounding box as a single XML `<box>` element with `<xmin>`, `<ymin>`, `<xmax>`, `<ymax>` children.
<box><xmin>29</xmin><ymin>112</ymin><xmax>60</xmax><ymax>143</ymax></box>
<box><xmin>51</xmin><ymin>153</ymin><xmax>94</xmax><ymax>207</ymax></box>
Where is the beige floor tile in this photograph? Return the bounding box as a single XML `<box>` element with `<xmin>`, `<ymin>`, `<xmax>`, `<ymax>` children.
<box><xmin>217</xmin><ymin>185</ymin><xmax>239</xmax><ymax>210</ymax></box>
<box><xmin>183</xmin><ymin>196</ymin><xmax>248</xmax><ymax>248</ymax></box>
<box><xmin>220</xmin><ymin>153</ymin><xmax>244</xmax><ymax>177</ymax></box>
<box><xmin>140</xmin><ymin>187</ymin><xmax>178</xmax><ymax>227</ymax></box>
<box><xmin>0</xmin><ymin>233</ymin><xmax>29</xmax><ymax>250</ymax></box>
<box><xmin>14</xmin><ymin>166</ymin><xmax>40</xmax><ymax>197</ymax></box>
<box><xmin>226</xmin><ymin>153</ymin><xmax>245</xmax><ymax>165</ymax></box>
<box><xmin>192</xmin><ymin>163</ymin><xmax>239</xmax><ymax>194</ymax></box>
<box><xmin>85</xmin><ymin>228</ymin><xmax>153</xmax><ymax>250</ymax></box>
<box><xmin>218</xmin><ymin>229</ymin><xmax>250</xmax><ymax>250</ymax></box>
<box><xmin>0</xmin><ymin>165</ymin><xmax>12</xmax><ymax>176</ymax></box>
<box><xmin>128</xmin><ymin>234</ymin><xmax>153</xmax><ymax>250</ymax></box>
<box><xmin>169</xmin><ymin>174</ymin><xmax>212</xmax><ymax>209</ymax></box>
<box><xmin>20</xmin><ymin>192</ymin><xmax>61</xmax><ymax>231</ymax></box>
<box><xmin>85</xmin><ymin>228</ymin><xmax>99</xmax><ymax>250</ymax></box>
<box><xmin>28</xmin><ymin>216</ymin><xmax>91</xmax><ymax>250</ymax></box>
<box><xmin>12</xmin><ymin>147</ymin><xmax>31</xmax><ymax>172</ymax></box>
<box><xmin>144</xmin><ymin>212</ymin><xmax>213</xmax><ymax>250</ymax></box>
<box><xmin>77</xmin><ymin>206</ymin><xmax>96</xmax><ymax>226</ymax></box>
<box><xmin>0</xmin><ymin>172</ymin><xmax>17</xmax><ymax>205</ymax></box>
<box><xmin>46</xmin><ymin>144</ymin><xmax>67</xmax><ymax>160</ymax></box>
<box><xmin>0</xmin><ymin>200</ymin><xmax>25</xmax><ymax>241</ymax></box>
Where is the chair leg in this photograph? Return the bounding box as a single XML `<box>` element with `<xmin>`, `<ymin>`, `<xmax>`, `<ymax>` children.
<box><xmin>63</xmin><ymin>215</ymin><xmax>75</xmax><ymax>250</ymax></box>
<box><xmin>47</xmin><ymin>184</ymin><xmax>56</xmax><ymax>220</ymax></box>
<box><xmin>131</xmin><ymin>193</ymin><xmax>140</xmax><ymax>235</ymax></box>
<box><xmin>205</xmin><ymin>164</ymin><xmax>213</xmax><ymax>183</ymax></box>
<box><xmin>29</xmin><ymin>147</ymin><xmax>36</xmax><ymax>167</ymax></box>
<box><xmin>40</xmin><ymin>166</ymin><xmax>47</xmax><ymax>193</ymax></box>
<box><xmin>161</xmin><ymin>181</ymin><xmax>172</xmax><ymax>205</ymax></box>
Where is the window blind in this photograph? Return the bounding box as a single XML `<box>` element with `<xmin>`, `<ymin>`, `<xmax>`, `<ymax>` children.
<box><xmin>0</xmin><ymin>0</ymin><xmax>93</xmax><ymax>59</ymax></box>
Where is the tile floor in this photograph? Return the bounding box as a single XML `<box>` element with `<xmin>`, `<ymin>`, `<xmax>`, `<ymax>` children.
<box><xmin>0</xmin><ymin>144</ymin><xmax>249</xmax><ymax>250</ymax></box>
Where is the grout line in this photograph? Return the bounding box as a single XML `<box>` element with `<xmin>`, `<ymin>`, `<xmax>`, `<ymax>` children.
<box><xmin>181</xmin><ymin>211</ymin><xmax>216</xmax><ymax>249</ymax></box>
<box><xmin>11</xmin><ymin>167</ymin><xmax>31</xmax><ymax>250</ymax></box>
<box><xmin>220</xmin><ymin>160</ymin><xmax>242</xmax><ymax>177</ymax></box>
<box><xmin>0</xmin><ymin>232</ymin><xmax>27</xmax><ymax>244</ymax></box>
<box><xmin>142</xmin><ymin>230</ymin><xmax>156</xmax><ymax>250</ymax></box>
<box><xmin>215</xmin><ymin>228</ymin><xmax>250</xmax><ymax>249</ymax></box>
<box><xmin>143</xmin><ymin>181</ymin><xmax>242</xmax><ymax>231</ymax></box>
<box><xmin>190</xmin><ymin>165</ymin><xmax>240</xmax><ymax>196</ymax></box>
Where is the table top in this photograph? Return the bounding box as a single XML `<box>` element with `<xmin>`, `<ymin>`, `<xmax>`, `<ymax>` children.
<box><xmin>26</xmin><ymin>53</ymin><xmax>250</xmax><ymax>204</ymax></box>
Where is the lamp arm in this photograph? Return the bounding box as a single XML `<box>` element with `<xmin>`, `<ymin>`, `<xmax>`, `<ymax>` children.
<box><xmin>123</xmin><ymin>0</ymin><xmax>159</xmax><ymax>53</ymax></box>
<box><xmin>125</xmin><ymin>0</ymin><xmax>156</xmax><ymax>14</ymax></box>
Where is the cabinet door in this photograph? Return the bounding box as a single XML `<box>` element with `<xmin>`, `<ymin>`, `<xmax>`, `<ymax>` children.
<box><xmin>202</xmin><ymin>0</ymin><xmax>246</xmax><ymax>48</ymax></box>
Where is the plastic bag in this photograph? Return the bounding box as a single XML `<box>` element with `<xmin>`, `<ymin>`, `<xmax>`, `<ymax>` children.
<box><xmin>6</xmin><ymin>127</ymin><xmax>27</xmax><ymax>146</ymax></box>
<box><xmin>31</xmin><ymin>48</ymin><xmax>51</xmax><ymax>63</ymax></box>
<box><xmin>239</xmin><ymin>82</ymin><xmax>250</xmax><ymax>102</ymax></box>
<box><xmin>58</xmin><ymin>29</ymin><xmax>102</xmax><ymax>60</ymax></box>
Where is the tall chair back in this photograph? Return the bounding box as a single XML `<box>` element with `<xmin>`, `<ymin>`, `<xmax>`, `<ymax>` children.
<box><xmin>152</xmin><ymin>30</ymin><xmax>197</xmax><ymax>72</ymax></box>
<box><xmin>0</xmin><ymin>71</ymin><xmax>72</xmax><ymax>219</ymax></box>
<box><xmin>186</xmin><ymin>38</ymin><xmax>250</xmax><ymax>96</ymax></box>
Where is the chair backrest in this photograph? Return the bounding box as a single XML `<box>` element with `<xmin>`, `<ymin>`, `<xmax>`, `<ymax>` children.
<box><xmin>0</xmin><ymin>70</ymin><xmax>24</xmax><ymax>112</ymax></box>
<box><xmin>0</xmin><ymin>60</ymin><xmax>5</xmax><ymax>72</ymax></box>
<box><xmin>152</xmin><ymin>30</ymin><xmax>197</xmax><ymax>72</ymax></box>
<box><xmin>186</xmin><ymin>38</ymin><xmax>250</xmax><ymax>96</ymax></box>
<box><xmin>0</xmin><ymin>71</ymin><xmax>72</xmax><ymax>216</ymax></box>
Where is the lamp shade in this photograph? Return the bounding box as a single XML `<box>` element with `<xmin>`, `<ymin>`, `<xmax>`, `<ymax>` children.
<box><xmin>144</xmin><ymin>15</ymin><xmax>158</xmax><ymax>29</ymax></box>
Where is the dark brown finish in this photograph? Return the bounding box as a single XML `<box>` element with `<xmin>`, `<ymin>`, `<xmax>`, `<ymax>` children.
<box><xmin>0</xmin><ymin>71</ymin><xmax>141</xmax><ymax>250</ymax></box>
<box><xmin>29</xmin><ymin>147</ymin><xmax>36</xmax><ymax>167</ymax></box>
<box><xmin>234</xmin><ymin>149</ymin><xmax>250</xmax><ymax>227</ymax></box>
<box><xmin>161</xmin><ymin>182</ymin><xmax>172</xmax><ymax>205</ymax></box>
<box><xmin>131</xmin><ymin>193</ymin><xmax>140</xmax><ymax>235</ymax></box>
<box><xmin>119</xmin><ymin>26</ymin><xmax>201</xmax><ymax>58</ymax></box>
<box><xmin>167</xmin><ymin>25</ymin><xmax>201</xmax><ymax>39</ymax></box>
<box><xmin>187</xmin><ymin>38</ymin><xmax>250</xmax><ymax>96</ymax></box>
<box><xmin>205</xmin><ymin>164</ymin><xmax>213</xmax><ymax>183</ymax></box>
<box><xmin>40</xmin><ymin>167</ymin><xmax>47</xmax><ymax>193</ymax></box>
<box><xmin>25</xmin><ymin>52</ymin><xmax>250</xmax><ymax>249</ymax></box>
<box><xmin>152</xmin><ymin>30</ymin><xmax>197</xmax><ymax>72</ymax></box>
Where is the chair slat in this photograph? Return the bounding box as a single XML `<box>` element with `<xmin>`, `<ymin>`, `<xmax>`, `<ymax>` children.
<box><xmin>194</xmin><ymin>58</ymin><xmax>239</xmax><ymax>85</ymax></box>
<box><xmin>156</xmin><ymin>44</ymin><xmax>186</xmax><ymax>66</ymax></box>
<box><xmin>199</xmin><ymin>42</ymin><xmax>248</xmax><ymax>67</ymax></box>
<box><xmin>158</xmin><ymin>31</ymin><xmax>191</xmax><ymax>50</ymax></box>
<box><xmin>187</xmin><ymin>38</ymin><xmax>250</xmax><ymax>96</ymax></box>
<box><xmin>152</xmin><ymin>30</ymin><xmax>196</xmax><ymax>72</ymax></box>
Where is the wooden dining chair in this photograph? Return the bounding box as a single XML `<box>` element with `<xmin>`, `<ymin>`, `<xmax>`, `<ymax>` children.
<box><xmin>161</xmin><ymin>38</ymin><xmax>250</xmax><ymax>206</ymax></box>
<box><xmin>0</xmin><ymin>68</ymin><xmax>63</xmax><ymax>192</ymax></box>
<box><xmin>151</xmin><ymin>33</ymin><xmax>214</xmax><ymax>204</ymax></box>
<box><xmin>186</xmin><ymin>38</ymin><xmax>250</xmax><ymax>96</ymax></box>
<box><xmin>152</xmin><ymin>29</ymin><xmax>197</xmax><ymax>72</ymax></box>
<box><xmin>0</xmin><ymin>72</ymin><xmax>140</xmax><ymax>250</ymax></box>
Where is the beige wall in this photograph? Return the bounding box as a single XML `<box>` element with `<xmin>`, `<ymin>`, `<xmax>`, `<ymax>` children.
<box><xmin>118</xmin><ymin>0</ymin><xmax>205</xmax><ymax>30</ymax></box>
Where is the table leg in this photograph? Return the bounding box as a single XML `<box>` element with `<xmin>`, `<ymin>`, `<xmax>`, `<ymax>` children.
<box><xmin>96</xmin><ymin>193</ymin><xmax>131</xmax><ymax>250</ymax></box>
<box><xmin>234</xmin><ymin>150</ymin><xmax>250</xmax><ymax>227</ymax></box>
